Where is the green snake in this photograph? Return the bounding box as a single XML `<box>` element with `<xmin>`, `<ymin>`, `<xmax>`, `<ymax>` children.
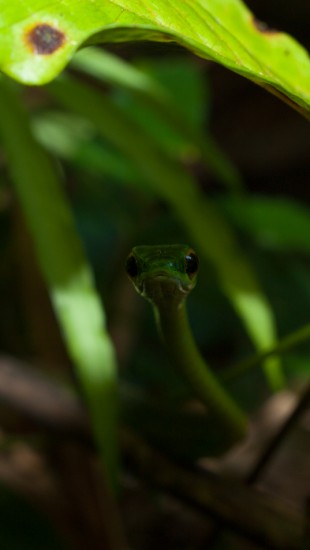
<box><xmin>126</xmin><ymin>244</ymin><xmax>247</xmax><ymax>444</ymax></box>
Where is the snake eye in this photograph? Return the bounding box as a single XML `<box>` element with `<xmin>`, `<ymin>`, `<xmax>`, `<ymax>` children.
<box><xmin>185</xmin><ymin>250</ymin><xmax>199</xmax><ymax>278</ymax></box>
<box><xmin>126</xmin><ymin>254</ymin><xmax>139</xmax><ymax>278</ymax></box>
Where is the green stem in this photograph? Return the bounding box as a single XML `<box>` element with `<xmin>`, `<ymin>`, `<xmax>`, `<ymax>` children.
<box><xmin>222</xmin><ymin>323</ymin><xmax>310</xmax><ymax>383</ymax></box>
<box><xmin>0</xmin><ymin>77</ymin><xmax>119</xmax><ymax>489</ymax></box>
<box><xmin>155</xmin><ymin>302</ymin><xmax>248</xmax><ymax>443</ymax></box>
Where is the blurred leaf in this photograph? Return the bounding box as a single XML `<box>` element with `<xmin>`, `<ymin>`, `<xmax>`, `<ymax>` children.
<box><xmin>32</xmin><ymin>111</ymin><xmax>95</xmax><ymax>158</ymax></box>
<box><xmin>285</xmin><ymin>353</ymin><xmax>310</xmax><ymax>381</ymax></box>
<box><xmin>0</xmin><ymin>0</ymin><xmax>309</xmax><ymax>115</ymax></box>
<box><xmin>137</xmin><ymin>56</ymin><xmax>210</xmax><ymax>129</ymax></box>
<box><xmin>113</xmin><ymin>88</ymin><xmax>197</xmax><ymax>162</ymax></box>
<box><xmin>73</xmin><ymin>48</ymin><xmax>242</xmax><ymax>189</ymax></box>
<box><xmin>32</xmin><ymin>111</ymin><xmax>149</xmax><ymax>190</ymax></box>
<box><xmin>110</xmin><ymin>55</ymin><xmax>208</xmax><ymax>159</ymax></box>
<box><xmin>221</xmin><ymin>196</ymin><xmax>310</xmax><ymax>253</ymax></box>
<box><xmin>0</xmin><ymin>77</ymin><xmax>119</xmax><ymax>488</ymax></box>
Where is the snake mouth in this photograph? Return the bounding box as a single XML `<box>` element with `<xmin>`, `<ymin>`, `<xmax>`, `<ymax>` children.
<box><xmin>140</xmin><ymin>272</ymin><xmax>191</xmax><ymax>299</ymax></box>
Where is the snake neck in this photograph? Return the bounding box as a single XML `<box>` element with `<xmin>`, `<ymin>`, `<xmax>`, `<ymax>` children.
<box><xmin>143</xmin><ymin>275</ymin><xmax>190</xmax><ymax>311</ymax></box>
<box><xmin>154</xmin><ymin>301</ymin><xmax>191</xmax><ymax>356</ymax></box>
<box><xmin>154</xmin><ymin>301</ymin><xmax>248</xmax><ymax>442</ymax></box>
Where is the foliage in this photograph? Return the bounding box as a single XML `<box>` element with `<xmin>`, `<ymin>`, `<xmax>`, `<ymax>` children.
<box><xmin>0</xmin><ymin>0</ymin><xmax>309</xmax><ymax>547</ymax></box>
<box><xmin>0</xmin><ymin>0</ymin><xmax>309</xmax><ymax>119</ymax></box>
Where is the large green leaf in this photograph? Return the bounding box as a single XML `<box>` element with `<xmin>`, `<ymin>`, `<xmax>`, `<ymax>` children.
<box><xmin>0</xmin><ymin>0</ymin><xmax>309</xmax><ymax>114</ymax></box>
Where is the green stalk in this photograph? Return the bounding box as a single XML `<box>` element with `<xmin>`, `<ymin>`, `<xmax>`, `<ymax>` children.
<box><xmin>0</xmin><ymin>77</ymin><xmax>119</xmax><ymax>489</ymax></box>
<box><xmin>222</xmin><ymin>323</ymin><xmax>310</xmax><ymax>383</ymax></box>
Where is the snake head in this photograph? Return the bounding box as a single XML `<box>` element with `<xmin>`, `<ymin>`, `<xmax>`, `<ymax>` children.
<box><xmin>125</xmin><ymin>244</ymin><xmax>199</xmax><ymax>307</ymax></box>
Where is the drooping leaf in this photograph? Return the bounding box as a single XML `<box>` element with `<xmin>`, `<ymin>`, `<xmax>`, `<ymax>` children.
<box><xmin>0</xmin><ymin>0</ymin><xmax>309</xmax><ymax>115</ymax></box>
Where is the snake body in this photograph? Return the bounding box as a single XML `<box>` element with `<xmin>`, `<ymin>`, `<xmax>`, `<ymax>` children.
<box><xmin>126</xmin><ymin>244</ymin><xmax>247</xmax><ymax>443</ymax></box>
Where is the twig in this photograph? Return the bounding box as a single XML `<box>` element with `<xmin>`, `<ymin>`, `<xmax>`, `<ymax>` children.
<box><xmin>122</xmin><ymin>431</ymin><xmax>303</xmax><ymax>550</ymax></box>
<box><xmin>0</xmin><ymin>355</ymin><xmax>89</xmax><ymax>436</ymax></box>
<box><xmin>248</xmin><ymin>383</ymin><xmax>310</xmax><ymax>483</ymax></box>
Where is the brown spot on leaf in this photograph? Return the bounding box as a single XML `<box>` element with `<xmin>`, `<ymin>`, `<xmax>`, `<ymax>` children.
<box><xmin>25</xmin><ymin>23</ymin><xmax>66</xmax><ymax>55</ymax></box>
<box><xmin>252</xmin><ymin>17</ymin><xmax>279</xmax><ymax>36</ymax></box>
